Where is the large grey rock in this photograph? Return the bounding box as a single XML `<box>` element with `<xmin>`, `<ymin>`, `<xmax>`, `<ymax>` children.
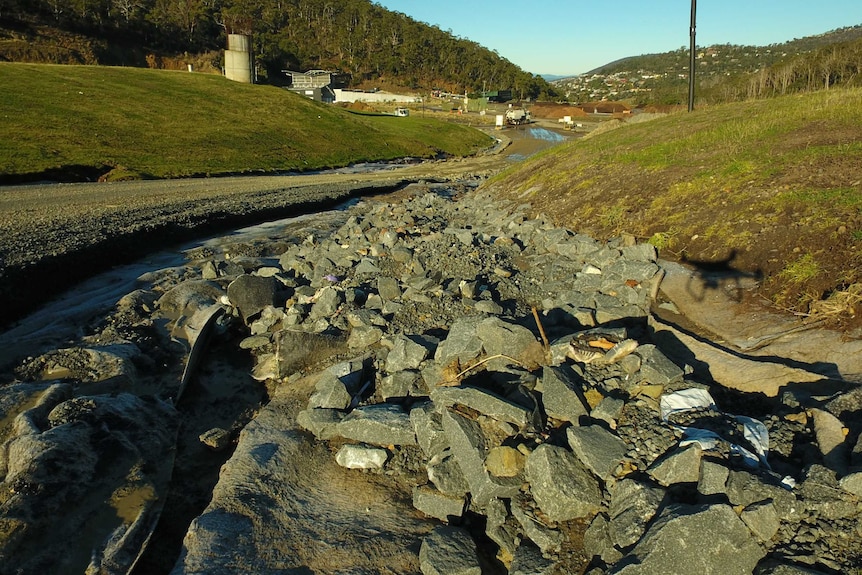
<box><xmin>648</xmin><ymin>443</ymin><xmax>703</xmax><ymax>486</ymax></box>
<box><xmin>172</xmin><ymin>389</ymin><xmax>431</xmax><ymax>575</ymax></box>
<box><xmin>380</xmin><ymin>370</ymin><xmax>427</xmax><ymax>401</ymax></box>
<box><xmin>419</xmin><ymin>526</ymin><xmax>481</xmax><ymax>575</ymax></box>
<box><xmin>434</xmin><ymin>317</ymin><xmax>484</xmax><ymax>367</ymax></box>
<box><xmin>509</xmin><ymin>543</ymin><xmax>556</xmax><ymax>575</ymax></box>
<box><xmin>307</xmin><ymin>359</ymin><xmax>366</xmax><ymax>410</ymax></box>
<box><xmin>227</xmin><ymin>274</ymin><xmax>277</xmax><ymax>321</ymax></box>
<box><xmin>726</xmin><ymin>469</ymin><xmax>799</xmax><ymax>520</ymax></box>
<box><xmin>635</xmin><ymin>344</ymin><xmax>684</xmax><ymax>386</ymax></box>
<box><xmin>541</xmin><ymin>366</ymin><xmax>590</xmax><ymax>424</ymax></box>
<box><xmin>309</xmin><ymin>285</ymin><xmax>343</xmax><ymax>319</ymax></box>
<box><xmin>524</xmin><ymin>444</ymin><xmax>602</xmax><ymax>522</ymax></box>
<box><xmin>810</xmin><ymin>408</ymin><xmax>849</xmax><ymax>474</ymax></box>
<box><xmin>511</xmin><ymin>497</ymin><xmax>564</xmax><ymax>553</ymax></box>
<box><xmin>347</xmin><ymin>325</ymin><xmax>383</xmax><ymax>350</ymax></box>
<box><xmin>608</xmin><ymin>478</ymin><xmax>665</xmax><ymax>549</ymax></box>
<box><xmin>386</xmin><ymin>334</ymin><xmax>432</xmax><ymax>373</ymax></box>
<box><xmin>698</xmin><ymin>458</ymin><xmax>730</xmax><ymax>496</ymax></box>
<box><xmin>427</xmin><ymin>452</ymin><xmax>470</xmax><ymax>497</ymax></box>
<box><xmin>336</xmin><ymin>404</ymin><xmax>417</xmax><ymax>446</ymax></box>
<box><xmin>296</xmin><ymin>408</ymin><xmax>344</xmax><ymax>440</ymax></box>
<box><xmin>611</xmin><ymin>504</ymin><xmax>766</xmax><ymax>575</ymax></box>
<box><xmin>431</xmin><ymin>385</ymin><xmax>531</xmax><ymax>429</ymax></box>
<box><xmin>412</xmin><ymin>485</ymin><xmax>465</xmax><ymax>520</ymax></box>
<box><xmin>740</xmin><ymin>500</ymin><xmax>780</xmax><ymax>542</ymax></box>
<box><xmin>567</xmin><ymin>424</ymin><xmax>629</xmax><ymax>481</ymax></box>
<box><xmin>158</xmin><ymin>279</ymin><xmax>224</xmax><ymax>316</ymax></box>
<box><xmin>410</xmin><ymin>402</ymin><xmax>448</xmax><ymax>458</ymax></box>
<box><xmin>441</xmin><ymin>409</ymin><xmax>522</xmax><ymax>506</ymax></box>
<box><xmin>584</xmin><ymin>513</ymin><xmax>624</xmax><ymax>565</ymax></box>
<box><xmin>475</xmin><ymin>316</ymin><xmax>542</xmax><ymax>365</ymax></box>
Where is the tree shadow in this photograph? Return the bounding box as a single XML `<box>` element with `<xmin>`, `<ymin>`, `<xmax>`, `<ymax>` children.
<box><xmin>681</xmin><ymin>249</ymin><xmax>763</xmax><ymax>303</ymax></box>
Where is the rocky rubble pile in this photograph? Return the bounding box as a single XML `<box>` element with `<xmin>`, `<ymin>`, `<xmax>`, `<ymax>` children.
<box><xmin>2</xmin><ymin>183</ymin><xmax>861</xmax><ymax>575</ymax></box>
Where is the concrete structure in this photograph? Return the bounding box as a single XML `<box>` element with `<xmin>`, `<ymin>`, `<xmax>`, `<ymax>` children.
<box><xmin>333</xmin><ymin>89</ymin><xmax>420</xmax><ymax>104</ymax></box>
<box><xmin>224</xmin><ymin>34</ymin><xmax>253</xmax><ymax>83</ymax></box>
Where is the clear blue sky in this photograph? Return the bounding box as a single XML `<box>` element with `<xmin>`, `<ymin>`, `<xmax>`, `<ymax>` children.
<box><xmin>374</xmin><ymin>0</ymin><xmax>862</xmax><ymax>76</ymax></box>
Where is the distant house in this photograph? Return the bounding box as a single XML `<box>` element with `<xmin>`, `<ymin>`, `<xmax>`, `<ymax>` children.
<box><xmin>284</xmin><ymin>69</ymin><xmax>350</xmax><ymax>102</ymax></box>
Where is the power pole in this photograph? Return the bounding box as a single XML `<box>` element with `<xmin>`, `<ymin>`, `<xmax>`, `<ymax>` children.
<box><xmin>689</xmin><ymin>0</ymin><xmax>697</xmax><ymax>111</ymax></box>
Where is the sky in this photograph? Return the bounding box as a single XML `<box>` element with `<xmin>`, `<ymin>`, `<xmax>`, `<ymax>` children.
<box><xmin>373</xmin><ymin>0</ymin><xmax>862</xmax><ymax>76</ymax></box>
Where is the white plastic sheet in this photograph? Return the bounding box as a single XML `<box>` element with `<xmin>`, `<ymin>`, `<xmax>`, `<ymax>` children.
<box><xmin>660</xmin><ymin>388</ymin><xmax>769</xmax><ymax>469</ymax></box>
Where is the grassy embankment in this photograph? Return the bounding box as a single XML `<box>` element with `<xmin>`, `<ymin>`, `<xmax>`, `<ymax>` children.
<box><xmin>0</xmin><ymin>62</ymin><xmax>493</xmax><ymax>182</ymax></box>
<box><xmin>488</xmin><ymin>89</ymin><xmax>862</xmax><ymax>320</ymax></box>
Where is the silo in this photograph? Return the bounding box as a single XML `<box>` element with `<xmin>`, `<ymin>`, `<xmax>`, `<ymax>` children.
<box><xmin>225</xmin><ymin>34</ymin><xmax>253</xmax><ymax>83</ymax></box>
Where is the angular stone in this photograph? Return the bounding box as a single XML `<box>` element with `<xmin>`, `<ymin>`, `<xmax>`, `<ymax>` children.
<box><xmin>434</xmin><ymin>317</ymin><xmax>483</xmax><ymax>366</ymax></box>
<box><xmin>525</xmin><ymin>444</ymin><xmax>602</xmax><ymax>522</ymax></box>
<box><xmin>810</xmin><ymin>408</ymin><xmax>849</xmax><ymax>474</ymax></box>
<box><xmin>309</xmin><ymin>286</ymin><xmax>343</xmax><ymax>319</ymax></box>
<box><xmin>509</xmin><ymin>543</ymin><xmax>555</xmax><ymax>575</ymax></box>
<box><xmin>412</xmin><ymin>485</ymin><xmax>465</xmax><ymax>520</ymax></box>
<box><xmin>485</xmin><ymin>446</ymin><xmax>525</xmax><ymax>478</ymax></box>
<box><xmin>335</xmin><ymin>444</ymin><xmax>389</xmax><ymax>469</ymax></box>
<box><xmin>648</xmin><ymin>443</ymin><xmax>703</xmax><ymax>486</ymax></box>
<box><xmin>296</xmin><ymin>408</ymin><xmax>345</xmax><ymax>440</ymax></box>
<box><xmin>410</xmin><ymin>402</ymin><xmax>448</xmax><ymax>458</ymax></box>
<box><xmin>354</xmin><ymin>258</ymin><xmax>381</xmax><ymax>275</ymax></box>
<box><xmin>474</xmin><ymin>300</ymin><xmax>504</xmax><ymax>315</ymax></box>
<box><xmin>591</xmin><ymin>395</ymin><xmax>625</xmax><ymax>428</ymax></box>
<box><xmin>740</xmin><ymin>500</ymin><xmax>780</xmax><ymax>542</ymax></box>
<box><xmin>347</xmin><ymin>325</ymin><xmax>383</xmax><ymax>350</ymax></box>
<box><xmin>475</xmin><ymin>316</ymin><xmax>542</xmax><ymax>365</ymax></box>
<box><xmin>386</xmin><ymin>334</ymin><xmax>432</xmax><ymax>372</ymax></box>
<box><xmin>611</xmin><ymin>504</ymin><xmax>766</xmax><ymax>575</ymax></box>
<box><xmin>427</xmin><ymin>452</ymin><xmax>470</xmax><ymax>497</ymax></box>
<box><xmin>698</xmin><ymin>458</ymin><xmax>730</xmax><ymax>496</ymax></box>
<box><xmin>511</xmin><ymin>497</ymin><xmax>564</xmax><ymax>553</ymax></box>
<box><xmin>566</xmin><ymin>424</ymin><xmax>629</xmax><ymax>481</ymax></box>
<box><xmin>377</xmin><ymin>276</ymin><xmax>402</xmax><ymax>301</ymax></box>
<box><xmin>419</xmin><ymin>526</ymin><xmax>481</xmax><ymax>575</ymax></box>
<box><xmin>308</xmin><ymin>359</ymin><xmax>366</xmax><ymax>410</ymax></box>
<box><xmin>431</xmin><ymin>385</ymin><xmax>531</xmax><ymax>429</ymax></box>
<box><xmin>608</xmin><ymin>478</ymin><xmax>665</xmax><ymax>549</ymax></box>
<box><xmin>583</xmin><ymin>513</ymin><xmax>624</xmax><ymax>565</ymax></box>
<box><xmin>336</xmin><ymin>404</ymin><xmax>417</xmax><ymax>446</ymax></box>
<box><xmin>839</xmin><ymin>471</ymin><xmax>862</xmax><ymax>497</ymax></box>
<box><xmin>199</xmin><ymin>427</ymin><xmax>232</xmax><ymax>451</ymax></box>
<box><xmin>541</xmin><ymin>365</ymin><xmax>590</xmax><ymax>424</ymax></box>
<box><xmin>227</xmin><ymin>274</ymin><xmax>277</xmax><ymax>322</ymax></box>
<box><xmin>636</xmin><ymin>344</ymin><xmax>684</xmax><ymax>386</ymax></box>
<box><xmin>726</xmin><ymin>469</ymin><xmax>799</xmax><ymax>521</ymax></box>
<box><xmin>441</xmin><ymin>409</ymin><xmax>522</xmax><ymax>506</ymax></box>
<box><xmin>379</xmin><ymin>370</ymin><xmax>427</xmax><ymax>401</ymax></box>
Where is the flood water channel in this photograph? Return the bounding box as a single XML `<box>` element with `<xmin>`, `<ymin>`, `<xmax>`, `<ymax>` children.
<box><xmin>0</xmin><ymin>124</ymin><xmax>574</xmax><ymax>574</ymax></box>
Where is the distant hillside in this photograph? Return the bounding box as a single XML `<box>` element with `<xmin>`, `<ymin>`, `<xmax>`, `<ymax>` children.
<box><xmin>555</xmin><ymin>25</ymin><xmax>862</xmax><ymax>105</ymax></box>
<box><xmin>0</xmin><ymin>0</ymin><xmax>553</xmax><ymax>99</ymax></box>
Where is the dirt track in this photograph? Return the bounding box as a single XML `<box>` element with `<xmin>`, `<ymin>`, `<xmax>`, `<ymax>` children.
<box><xmin>0</xmin><ymin>127</ymin><xmax>546</xmax><ymax>328</ymax></box>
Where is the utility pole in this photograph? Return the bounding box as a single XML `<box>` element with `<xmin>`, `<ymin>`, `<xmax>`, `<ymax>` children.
<box><xmin>688</xmin><ymin>0</ymin><xmax>697</xmax><ymax>111</ymax></box>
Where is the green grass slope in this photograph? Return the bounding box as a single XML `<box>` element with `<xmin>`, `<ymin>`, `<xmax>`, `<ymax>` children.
<box><xmin>487</xmin><ymin>89</ymin><xmax>862</xmax><ymax>322</ymax></box>
<box><xmin>0</xmin><ymin>63</ymin><xmax>492</xmax><ymax>182</ymax></box>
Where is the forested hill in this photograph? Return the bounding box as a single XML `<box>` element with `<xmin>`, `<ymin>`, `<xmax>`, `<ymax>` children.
<box><xmin>0</xmin><ymin>0</ymin><xmax>553</xmax><ymax>98</ymax></box>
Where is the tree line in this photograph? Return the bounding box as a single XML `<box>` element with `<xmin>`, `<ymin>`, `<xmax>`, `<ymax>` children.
<box><xmin>1</xmin><ymin>0</ymin><xmax>554</xmax><ymax>99</ymax></box>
